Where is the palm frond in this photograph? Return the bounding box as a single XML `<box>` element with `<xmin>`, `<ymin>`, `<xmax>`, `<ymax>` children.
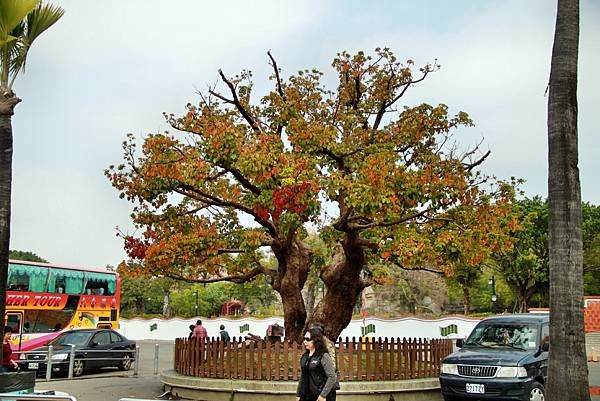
<box><xmin>26</xmin><ymin>2</ymin><xmax>65</xmax><ymax>44</ymax></box>
<box><xmin>2</xmin><ymin>1</ymin><xmax>64</xmax><ymax>88</ymax></box>
<box><xmin>0</xmin><ymin>0</ymin><xmax>39</xmax><ymax>40</ymax></box>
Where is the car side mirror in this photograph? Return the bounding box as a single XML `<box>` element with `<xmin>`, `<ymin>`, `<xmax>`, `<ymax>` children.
<box><xmin>90</xmin><ymin>341</ymin><xmax>98</xmax><ymax>348</ymax></box>
<box><xmin>456</xmin><ymin>338</ymin><xmax>464</xmax><ymax>348</ymax></box>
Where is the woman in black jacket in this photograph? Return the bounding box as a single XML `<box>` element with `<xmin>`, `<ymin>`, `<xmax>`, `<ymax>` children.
<box><xmin>296</xmin><ymin>327</ymin><xmax>337</xmax><ymax>401</ymax></box>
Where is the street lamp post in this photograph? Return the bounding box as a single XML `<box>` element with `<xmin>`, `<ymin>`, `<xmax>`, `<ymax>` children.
<box><xmin>488</xmin><ymin>276</ymin><xmax>497</xmax><ymax>313</ymax></box>
<box><xmin>194</xmin><ymin>290</ymin><xmax>199</xmax><ymax>316</ymax></box>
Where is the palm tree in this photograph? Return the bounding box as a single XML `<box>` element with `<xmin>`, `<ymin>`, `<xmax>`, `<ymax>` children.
<box><xmin>546</xmin><ymin>0</ymin><xmax>590</xmax><ymax>400</ymax></box>
<box><xmin>0</xmin><ymin>0</ymin><xmax>63</xmax><ymax>365</ymax></box>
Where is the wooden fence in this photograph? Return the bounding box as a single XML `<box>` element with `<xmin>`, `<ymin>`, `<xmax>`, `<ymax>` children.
<box><xmin>174</xmin><ymin>336</ymin><xmax>453</xmax><ymax>381</ymax></box>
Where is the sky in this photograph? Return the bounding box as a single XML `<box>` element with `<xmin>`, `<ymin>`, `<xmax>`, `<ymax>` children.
<box><xmin>8</xmin><ymin>0</ymin><xmax>600</xmax><ymax>269</ymax></box>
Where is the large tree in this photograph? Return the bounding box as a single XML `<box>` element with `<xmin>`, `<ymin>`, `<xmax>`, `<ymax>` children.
<box><xmin>546</xmin><ymin>0</ymin><xmax>590</xmax><ymax>400</ymax></box>
<box><xmin>0</xmin><ymin>0</ymin><xmax>63</xmax><ymax>362</ymax></box>
<box><xmin>108</xmin><ymin>49</ymin><xmax>519</xmax><ymax>341</ymax></box>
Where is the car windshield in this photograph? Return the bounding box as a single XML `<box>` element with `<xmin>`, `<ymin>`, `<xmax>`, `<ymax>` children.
<box><xmin>465</xmin><ymin>323</ymin><xmax>539</xmax><ymax>350</ymax></box>
<box><xmin>48</xmin><ymin>331</ymin><xmax>94</xmax><ymax>346</ymax></box>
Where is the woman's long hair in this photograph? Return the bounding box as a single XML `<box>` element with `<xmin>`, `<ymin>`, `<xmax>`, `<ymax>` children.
<box><xmin>306</xmin><ymin>327</ymin><xmax>328</xmax><ymax>356</ymax></box>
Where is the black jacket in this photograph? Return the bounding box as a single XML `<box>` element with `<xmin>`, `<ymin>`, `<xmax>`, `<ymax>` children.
<box><xmin>296</xmin><ymin>352</ymin><xmax>337</xmax><ymax>400</ymax></box>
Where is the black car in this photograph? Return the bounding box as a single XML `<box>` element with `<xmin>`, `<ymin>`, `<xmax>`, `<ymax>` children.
<box><xmin>439</xmin><ymin>314</ymin><xmax>549</xmax><ymax>401</ymax></box>
<box><xmin>18</xmin><ymin>329</ymin><xmax>136</xmax><ymax>377</ymax></box>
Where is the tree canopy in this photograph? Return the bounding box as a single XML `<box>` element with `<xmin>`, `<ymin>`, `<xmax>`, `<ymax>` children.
<box><xmin>9</xmin><ymin>250</ymin><xmax>48</xmax><ymax>263</ymax></box>
<box><xmin>108</xmin><ymin>49</ymin><xmax>519</xmax><ymax>340</ymax></box>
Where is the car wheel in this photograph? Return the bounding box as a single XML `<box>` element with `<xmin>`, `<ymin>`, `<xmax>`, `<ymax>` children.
<box><xmin>119</xmin><ymin>353</ymin><xmax>132</xmax><ymax>371</ymax></box>
<box><xmin>72</xmin><ymin>359</ymin><xmax>85</xmax><ymax>377</ymax></box>
<box><xmin>528</xmin><ymin>381</ymin><xmax>545</xmax><ymax>401</ymax></box>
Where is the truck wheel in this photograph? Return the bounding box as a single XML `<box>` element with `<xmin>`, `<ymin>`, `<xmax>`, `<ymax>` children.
<box><xmin>528</xmin><ymin>381</ymin><xmax>545</xmax><ymax>401</ymax></box>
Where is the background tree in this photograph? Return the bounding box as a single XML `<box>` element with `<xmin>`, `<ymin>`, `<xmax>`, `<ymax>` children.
<box><xmin>9</xmin><ymin>250</ymin><xmax>48</xmax><ymax>263</ymax></box>
<box><xmin>120</xmin><ymin>276</ymin><xmax>173</xmax><ymax>317</ymax></box>
<box><xmin>0</xmin><ymin>0</ymin><xmax>63</xmax><ymax>360</ymax></box>
<box><xmin>108</xmin><ymin>49</ymin><xmax>519</xmax><ymax>341</ymax></box>
<box><xmin>494</xmin><ymin>197</ymin><xmax>548</xmax><ymax>312</ymax></box>
<box><xmin>445</xmin><ymin>264</ymin><xmax>482</xmax><ymax>315</ymax></box>
<box><xmin>546</xmin><ymin>0</ymin><xmax>590</xmax><ymax>400</ymax></box>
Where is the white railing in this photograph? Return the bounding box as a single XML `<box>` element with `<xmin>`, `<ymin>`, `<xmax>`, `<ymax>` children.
<box><xmin>13</xmin><ymin>345</ymin><xmax>141</xmax><ymax>381</ymax></box>
<box><xmin>0</xmin><ymin>395</ymin><xmax>76</xmax><ymax>401</ymax></box>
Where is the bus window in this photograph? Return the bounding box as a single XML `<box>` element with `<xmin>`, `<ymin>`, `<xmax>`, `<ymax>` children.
<box><xmin>23</xmin><ymin>297</ymin><xmax>78</xmax><ymax>333</ymax></box>
<box><xmin>84</xmin><ymin>272</ymin><xmax>116</xmax><ymax>296</ymax></box>
<box><xmin>48</xmin><ymin>268</ymin><xmax>84</xmax><ymax>294</ymax></box>
<box><xmin>7</xmin><ymin>263</ymin><xmax>49</xmax><ymax>292</ymax></box>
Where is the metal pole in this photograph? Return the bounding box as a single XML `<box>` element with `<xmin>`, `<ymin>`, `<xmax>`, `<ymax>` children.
<box><xmin>133</xmin><ymin>345</ymin><xmax>140</xmax><ymax>376</ymax></box>
<box><xmin>45</xmin><ymin>345</ymin><xmax>53</xmax><ymax>381</ymax></box>
<box><xmin>67</xmin><ymin>345</ymin><xmax>75</xmax><ymax>379</ymax></box>
<box><xmin>154</xmin><ymin>343</ymin><xmax>159</xmax><ymax>375</ymax></box>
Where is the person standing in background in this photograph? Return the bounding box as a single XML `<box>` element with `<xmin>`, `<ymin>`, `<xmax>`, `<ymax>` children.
<box><xmin>192</xmin><ymin>319</ymin><xmax>208</xmax><ymax>340</ymax></box>
<box><xmin>2</xmin><ymin>326</ymin><xmax>19</xmax><ymax>371</ymax></box>
<box><xmin>219</xmin><ymin>324</ymin><xmax>230</xmax><ymax>342</ymax></box>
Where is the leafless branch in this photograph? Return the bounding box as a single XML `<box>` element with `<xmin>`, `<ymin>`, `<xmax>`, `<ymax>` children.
<box><xmin>463</xmin><ymin>150</ymin><xmax>491</xmax><ymax>172</ymax></box>
<box><xmin>210</xmin><ymin>69</ymin><xmax>261</xmax><ymax>132</ymax></box>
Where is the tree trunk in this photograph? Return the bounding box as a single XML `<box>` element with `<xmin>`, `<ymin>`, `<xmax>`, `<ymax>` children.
<box><xmin>0</xmin><ymin>88</ymin><xmax>21</xmax><ymax>364</ymax></box>
<box><xmin>547</xmin><ymin>1</ymin><xmax>590</xmax><ymax>400</ymax></box>
<box><xmin>310</xmin><ymin>268</ymin><xmax>365</xmax><ymax>341</ymax></box>
<box><xmin>462</xmin><ymin>286</ymin><xmax>471</xmax><ymax>315</ymax></box>
<box><xmin>272</xmin><ymin>240</ymin><xmax>311</xmax><ymax>342</ymax></box>
<box><xmin>310</xmin><ymin>233</ymin><xmax>371</xmax><ymax>340</ymax></box>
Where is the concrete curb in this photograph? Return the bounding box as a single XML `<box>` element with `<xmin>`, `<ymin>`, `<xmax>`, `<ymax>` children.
<box><xmin>161</xmin><ymin>370</ymin><xmax>442</xmax><ymax>401</ymax></box>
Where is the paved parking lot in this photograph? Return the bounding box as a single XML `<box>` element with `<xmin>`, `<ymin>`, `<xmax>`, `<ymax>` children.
<box><xmin>34</xmin><ymin>340</ymin><xmax>174</xmax><ymax>401</ymax></box>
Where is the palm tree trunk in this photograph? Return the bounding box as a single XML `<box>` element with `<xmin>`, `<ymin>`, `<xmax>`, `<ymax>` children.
<box><xmin>547</xmin><ymin>1</ymin><xmax>590</xmax><ymax>400</ymax></box>
<box><xmin>0</xmin><ymin>88</ymin><xmax>21</xmax><ymax>365</ymax></box>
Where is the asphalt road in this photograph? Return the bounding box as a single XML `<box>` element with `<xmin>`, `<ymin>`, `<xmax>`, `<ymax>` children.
<box><xmin>33</xmin><ymin>340</ymin><xmax>175</xmax><ymax>401</ymax></box>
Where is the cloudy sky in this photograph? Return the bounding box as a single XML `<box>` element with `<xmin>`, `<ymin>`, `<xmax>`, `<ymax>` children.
<box><xmin>9</xmin><ymin>0</ymin><xmax>600</xmax><ymax>268</ymax></box>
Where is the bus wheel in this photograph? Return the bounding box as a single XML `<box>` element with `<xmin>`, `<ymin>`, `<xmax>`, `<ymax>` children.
<box><xmin>119</xmin><ymin>353</ymin><xmax>132</xmax><ymax>371</ymax></box>
<box><xmin>72</xmin><ymin>359</ymin><xmax>85</xmax><ymax>377</ymax></box>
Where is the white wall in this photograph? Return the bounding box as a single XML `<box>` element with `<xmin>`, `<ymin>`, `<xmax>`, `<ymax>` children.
<box><xmin>118</xmin><ymin>315</ymin><xmax>481</xmax><ymax>342</ymax></box>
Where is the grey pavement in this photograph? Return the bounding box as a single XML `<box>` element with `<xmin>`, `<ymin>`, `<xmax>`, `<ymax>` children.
<box><xmin>27</xmin><ymin>341</ymin><xmax>600</xmax><ymax>401</ymax></box>
<box><xmin>590</xmin><ymin>361</ymin><xmax>600</xmax><ymax>401</ymax></box>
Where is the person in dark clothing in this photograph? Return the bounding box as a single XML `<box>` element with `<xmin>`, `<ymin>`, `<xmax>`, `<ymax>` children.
<box><xmin>296</xmin><ymin>327</ymin><xmax>337</xmax><ymax>401</ymax></box>
<box><xmin>219</xmin><ymin>324</ymin><xmax>230</xmax><ymax>342</ymax></box>
<box><xmin>188</xmin><ymin>324</ymin><xmax>195</xmax><ymax>339</ymax></box>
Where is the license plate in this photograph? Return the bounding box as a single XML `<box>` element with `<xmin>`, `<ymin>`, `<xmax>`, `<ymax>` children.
<box><xmin>466</xmin><ymin>383</ymin><xmax>485</xmax><ymax>394</ymax></box>
<box><xmin>28</xmin><ymin>362</ymin><xmax>39</xmax><ymax>370</ymax></box>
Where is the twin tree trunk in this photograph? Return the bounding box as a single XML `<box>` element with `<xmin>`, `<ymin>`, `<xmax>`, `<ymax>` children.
<box><xmin>273</xmin><ymin>233</ymin><xmax>369</xmax><ymax>342</ymax></box>
<box><xmin>547</xmin><ymin>1</ymin><xmax>590</xmax><ymax>400</ymax></box>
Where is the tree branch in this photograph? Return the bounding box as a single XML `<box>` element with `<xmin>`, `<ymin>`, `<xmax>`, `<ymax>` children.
<box><xmin>210</xmin><ymin>69</ymin><xmax>261</xmax><ymax>132</ymax></box>
<box><xmin>463</xmin><ymin>150</ymin><xmax>491</xmax><ymax>172</ymax></box>
<box><xmin>390</xmin><ymin>259</ymin><xmax>445</xmax><ymax>275</ymax></box>
<box><xmin>267</xmin><ymin>50</ymin><xmax>287</xmax><ymax>136</ymax></box>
